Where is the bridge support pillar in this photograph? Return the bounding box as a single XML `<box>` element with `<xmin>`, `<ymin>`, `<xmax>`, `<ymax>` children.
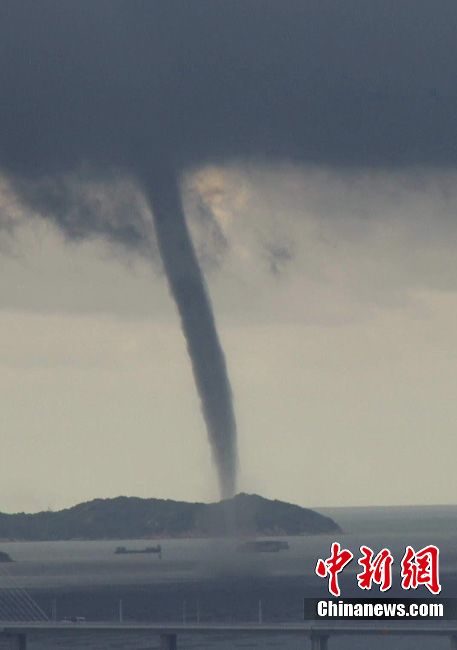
<box><xmin>159</xmin><ymin>633</ymin><xmax>177</xmax><ymax>650</ymax></box>
<box><xmin>0</xmin><ymin>633</ymin><xmax>27</xmax><ymax>650</ymax></box>
<box><xmin>310</xmin><ymin>633</ymin><xmax>328</xmax><ymax>650</ymax></box>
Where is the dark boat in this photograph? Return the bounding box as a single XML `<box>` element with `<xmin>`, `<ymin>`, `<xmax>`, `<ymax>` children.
<box><xmin>236</xmin><ymin>540</ymin><xmax>290</xmax><ymax>553</ymax></box>
<box><xmin>115</xmin><ymin>544</ymin><xmax>162</xmax><ymax>557</ymax></box>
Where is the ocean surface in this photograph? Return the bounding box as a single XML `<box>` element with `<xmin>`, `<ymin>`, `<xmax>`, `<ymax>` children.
<box><xmin>0</xmin><ymin>505</ymin><xmax>456</xmax><ymax>649</ymax></box>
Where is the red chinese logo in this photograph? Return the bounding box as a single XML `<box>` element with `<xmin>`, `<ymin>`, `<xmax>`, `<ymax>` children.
<box><xmin>315</xmin><ymin>543</ymin><xmax>441</xmax><ymax>595</ymax></box>
<box><xmin>357</xmin><ymin>545</ymin><xmax>394</xmax><ymax>592</ymax></box>
<box><xmin>315</xmin><ymin>542</ymin><xmax>354</xmax><ymax>597</ymax></box>
<box><xmin>401</xmin><ymin>545</ymin><xmax>441</xmax><ymax>594</ymax></box>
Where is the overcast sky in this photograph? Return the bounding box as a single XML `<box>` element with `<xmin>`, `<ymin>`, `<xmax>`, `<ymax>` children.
<box><xmin>1</xmin><ymin>2</ymin><xmax>457</xmax><ymax>512</ymax></box>
<box><xmin>1</xmin><ymin>163</ymin><xmax>457</xmax><ymax>512</ymax></box>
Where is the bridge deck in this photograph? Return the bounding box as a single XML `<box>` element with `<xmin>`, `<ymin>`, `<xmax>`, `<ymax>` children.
<box><xmin>2</xmin><ymin>621</ymin><xmax>457</xmax><ymax>635</ymax></box>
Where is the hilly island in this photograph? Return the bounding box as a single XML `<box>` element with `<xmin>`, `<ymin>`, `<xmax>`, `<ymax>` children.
<box><xmin>0</xmin><ymin>493</ymin><xmax>340</xmax><ymax>541</ymax></box>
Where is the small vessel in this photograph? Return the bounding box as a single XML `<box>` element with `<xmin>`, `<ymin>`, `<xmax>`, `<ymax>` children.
<box><xmin>236</xmin><ymin>540</ymin><xmax>290</xmax><ymax>553</ymax></box>
<box><xmin>115</xmin><ymin>544</ymin><xmax>162</xmax><ymax>557</ymax></box>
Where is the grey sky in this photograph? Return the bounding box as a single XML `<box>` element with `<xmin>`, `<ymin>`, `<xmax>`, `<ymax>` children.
<box><xmin>1</xmin><ymin>164</ymin><xmax>457</xmax><ymax>512</ymax></box>
<box><xmin>1</xmin><ymin>1</ymin><xmax>457</xmax><ymax>512</ymax></box>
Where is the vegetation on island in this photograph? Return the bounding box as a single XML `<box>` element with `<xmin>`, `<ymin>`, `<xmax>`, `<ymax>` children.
<box><xmin>0</xmin><ymin>493</ymin><xmax>340</xmax><ymax>541</ymax></box>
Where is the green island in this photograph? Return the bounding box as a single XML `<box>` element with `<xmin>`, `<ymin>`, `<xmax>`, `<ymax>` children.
<box><xmin>0</xmin><ymin>493</ymin><xmax>340</xmax><ymax>541</ymax></box>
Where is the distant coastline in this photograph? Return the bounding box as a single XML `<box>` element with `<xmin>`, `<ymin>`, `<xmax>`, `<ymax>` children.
<box><xmin>0</xmin><ymin>493</ymin><xmax>340</xmax><ymax>541</ymax></box>
<box><xmin>0</xmin><ymin>550</ymin><xmax>12</xmax><ymax>562</ymax></box>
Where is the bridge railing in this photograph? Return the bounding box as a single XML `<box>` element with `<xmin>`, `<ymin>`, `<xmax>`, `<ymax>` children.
<box><xmin>2</xmin><ymin>622</ymin><xmax>457</xmax><ymax>649</ymax></box>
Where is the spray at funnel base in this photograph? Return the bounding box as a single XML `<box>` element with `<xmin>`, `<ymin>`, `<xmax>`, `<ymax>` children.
<box><xmin>142</xmin><ymin>165</ymin><xmax>238</xmax><ymax>499</ymax></box>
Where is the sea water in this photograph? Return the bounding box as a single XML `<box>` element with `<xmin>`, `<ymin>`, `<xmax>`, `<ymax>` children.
<box><xmin>0</xmin><ymin>505</ymin><xmax>456</xmax><ymax>649</ymax></box>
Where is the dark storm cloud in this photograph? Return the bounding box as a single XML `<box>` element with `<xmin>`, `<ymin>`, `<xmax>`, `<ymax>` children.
<box><xmin>1</xmin><ymin>0</ymin><xmax>456</xmax><ymax>498</ymax></box>
<box><xmin>2</xmin><ymin>0</ymin><xmax>457</xmax><ymax>240</ymax></box>
<box><xmin>12</xmin><ymin>172</ymin><xmax>148</xmax><ymax>249</ymax></box>
<box><xmin>266</xmin><ymin>244</ymin><xmax>293</xmax><ymax>276</ymax></box>
<box><xmin>1</xmin><ymin>0</ymin><xmax>457</xmax><ymax>181</ymax></box>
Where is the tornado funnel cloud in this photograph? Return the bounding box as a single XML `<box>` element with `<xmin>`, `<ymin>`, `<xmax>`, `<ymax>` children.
<box><xmin>143</xmin><ymin>166</ymin><xmax>238</xmax><ymax>499</ymax></box>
